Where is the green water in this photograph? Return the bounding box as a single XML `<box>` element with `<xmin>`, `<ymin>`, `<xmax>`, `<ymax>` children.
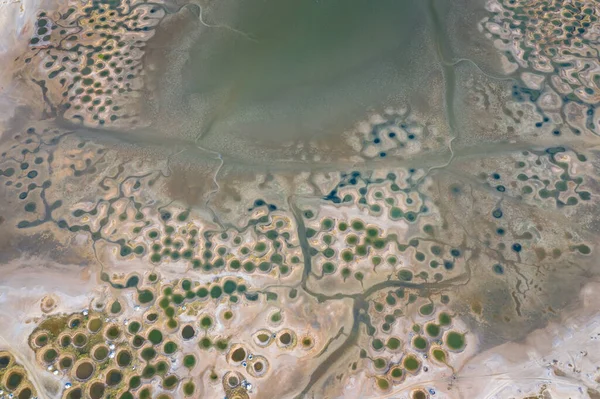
<box><xmin>189</xmin><ymin>0</ymin><xmax>428</xmax><ymax>96</ymax></box>
<box><xmin>180</xmin><ymin>0</ymin><xmax>438</xmax><ymax>147</ymax></box>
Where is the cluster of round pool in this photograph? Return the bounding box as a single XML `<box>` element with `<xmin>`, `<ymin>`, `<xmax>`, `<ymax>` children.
<box><xmin>363</xmin><ymin>298</ymin><xmax>467</xmax><ymax>391</ymax></box>
<box><xmin>0</xmin><ymin>351</ymin><xmax>37</xmax><ymax>399</ymax></box>
<box><xmin>483</xmin><ymin>0</ymin><xmax>600</xmax><ymax>105</ymax></box>
<box><xmin>26</xmin><ymin>2</ymin><xmax>165</xmax><ymax>127</ymax></box>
